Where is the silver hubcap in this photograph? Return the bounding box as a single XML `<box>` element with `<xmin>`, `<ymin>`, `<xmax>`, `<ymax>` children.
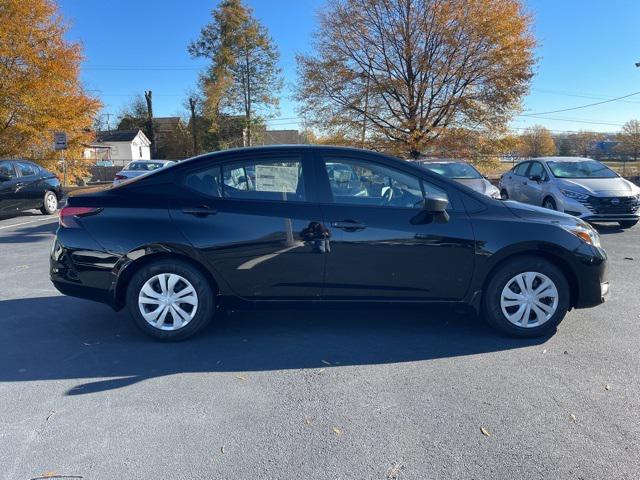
<box><xmin>500</xmin><ymin>272</ymin><xmax>559</xmax><ymax>328</ymax></box>
<box><xmin>46</xmin><ymin>193</ymin><xmax>57</xmax><ymax>211</ymax></box>
<box><xmin>138</xmin><ymin>273</ymin><xmax>198</xmax><ymax>331</ymax></box>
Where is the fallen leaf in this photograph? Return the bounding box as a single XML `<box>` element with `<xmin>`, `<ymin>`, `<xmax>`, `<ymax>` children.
<box><xmin>569</xmin><ymin>414</ymin><xmax>577</xmax><ymax>423</ymax></box>
<box><xmin>332</xmin><ymin>426</ymin><xmax>342</xmax><ymax>435</ymax></box>
<box><xmin>236</xmin><ymin>374</ymin><xmax>247</xmax><ymax>381</ymax></box>
<box><xmin>480</xmin><ymin>427</ymin><xmax>491</xmax><ymax>437</ymax></box>
<box><xmin>563</xmin><ymin>350</ymin><xmax>568</xmax><ymax>355</ymax></box>
<box><xmin>387</xmin><ymin>462</ymin><xmax>404</xmax><ymax>479</ymax></box>
<box><xmin>542</xmin><ymin>349</ymin><xmax>547</xmax><ymax>354</ymax></box>
<box><xmin>623</xmin><ymin>257</ymin><xmax>634</xmax><ymax>261</ymax></box>
<box><xmin>46</xmin><ymin>410</ymin><xmax>55</xmax><ymax>422</ymax></box>
<box><xmin>317</xmin><ymin>368</ymin><xmax>326</xmax><ymax>374</ymax></box>
<box><xmin>605</xmin><ymin>384</ymin><xmax>611</xmax><ymax>391</ymax></box>
<box><xmin>304</xmin><ymin>417</ymin><xmax>311</xmax><ymax>425</ymax></box>
<box><xmin>220</xmin><ymin>446</ymin><xmax>225</xmax><ymax>454</ymax></box>
<box><xmin>41</xmin><ymin>472</ymin><xmax>58</xmax><ymax>478</ymax></box>
<box><xmin>321</xmin><ymin>360</ymin><xmax>331</xmax><ymax>365</ymax></box>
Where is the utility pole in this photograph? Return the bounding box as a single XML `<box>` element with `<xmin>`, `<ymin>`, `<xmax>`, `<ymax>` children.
<box><xmin>144</xmin><ymin>90</ymin><xmax>156</xmax><ymax>157</ymax></box>
<box><xmin>189</xmin><ymin>97</ymin><xmax>199</xmax><ymax>155</ymax></box>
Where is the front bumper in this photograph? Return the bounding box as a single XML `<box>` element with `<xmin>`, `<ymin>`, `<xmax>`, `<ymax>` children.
<box><xmin>559</xmin><ymin>195</ymin><xmax>640</xmax><ymax>223</ymax></box>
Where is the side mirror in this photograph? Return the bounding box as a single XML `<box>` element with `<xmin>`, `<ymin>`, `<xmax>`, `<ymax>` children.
<box><xmin>530</xmin><ymin>174</ymin><xmax>542</xmax><ymax>183</ymax></box>
<box><xmin>411</xmin><ymin>196</ymin><xmax>450</xmax><ymax>225</ymax></box>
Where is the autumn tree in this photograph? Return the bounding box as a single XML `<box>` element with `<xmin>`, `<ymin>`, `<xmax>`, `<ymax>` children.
<box><xmin>0</xmin><ymin>0</ymin><xmax>101</xmax><ymax>178</ymax></box>
<box><xmin>116</xmin><ymin>95</ymin><xmax>154</xmax><ymax>140</ymax></box>
<box><xmin>518</xmin><ymin>125</ymin><xmax>556</xmax><ymax>157</ymax></box>
<box><xmin>616</xmin><ymin>120</ymin><xmax>640</xmax><ymax>161</ymax></box>
<box><xmin>188</xmin><ymin>0</ymin><xmax>283</xmax><ymax>147</ymax></box>
<box><xmin>296</xmin><ymin>0</ymin><xmax>536</xmax><ymax>158</ymax></box>
<box><xmin>568</xmin><ymin>130</ymin><xmax>600</xmax><ymax>157</ymax></box>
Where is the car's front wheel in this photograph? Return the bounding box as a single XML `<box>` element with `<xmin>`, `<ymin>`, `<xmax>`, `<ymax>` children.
<box><xmin>126</xmin><ymin>259</ymin><xmax>215</xmax><ymax>341</ymax></box>
<box><xmin>40</xmin><ymin>191</ymin><xmax>58</xmax><ymax>215</ymax></box>
<box><xmin>482</xmin><ymin>256</ymin><xmax>570</xmax><ymax>337</ymax></box>
<box><xmin>619</xmin><ymin>220</ymin><xmax>638</xmax><ymax>229</ymax></box>
<box><xmin>542</xmin><ymin>196</ymin><xmax>557</xmax><ymax>211</ymax></box>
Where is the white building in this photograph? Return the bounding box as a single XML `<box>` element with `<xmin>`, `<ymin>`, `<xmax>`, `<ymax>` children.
<box><xmin>84</xmin><ymin>129</ymin><xmax>151</xmax><ymax>166</ymax></box>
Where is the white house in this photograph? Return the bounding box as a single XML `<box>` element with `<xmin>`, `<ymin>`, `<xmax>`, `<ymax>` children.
<box><xmin>84</xmin><ymin>129</ymin><xmax>151</xmax><ymax>166</ymax></box>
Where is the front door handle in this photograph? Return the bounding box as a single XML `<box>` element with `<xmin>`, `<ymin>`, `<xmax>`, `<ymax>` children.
<box><xmin>331</xmin><ymin>220</ymin><xmax>367</xmax><ymax>232</ymax></box>
<box><xmin>182</xmin><ymin>205</ymin><xmax>217</xmax><ymax>217</ymax></box>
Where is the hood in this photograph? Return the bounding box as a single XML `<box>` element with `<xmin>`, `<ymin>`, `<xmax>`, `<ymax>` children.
<box><xmin>556</xmin><ymin>177</ymin><xmax>640</xmax><ymax>197</ymax></box>
<box><xmin>503</xmin><ymin>200</ymin><xmax>580</xmax><ymax>227</ymax></box>
<box><xmin>455</xmin><ymin>178</ymin><xmax>498</xmax><ymax>196</ymax></box>
<box><xmin>456</xmin><ymin>178</ymin><xmax>486</xmax><ymax>194</ymax></box>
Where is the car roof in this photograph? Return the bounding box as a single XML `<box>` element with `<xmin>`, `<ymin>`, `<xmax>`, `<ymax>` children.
<box><xmin>128</xmin><ymin>159</ymin><xmax>173</xmax><ymax>164</ymax></box>
<box><xmin>528</xmin><ymin>156</ymin><xmax>596</xmax><ymax>163</ymax></box>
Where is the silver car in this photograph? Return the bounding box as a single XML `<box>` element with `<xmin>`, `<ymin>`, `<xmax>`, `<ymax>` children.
<box><xmin>499</xmin><ymin>156</ymin><xmax>640</xmax><ymax>228</ymax></box>
<box><xmin>113</xmin><ymin>160</ymin><xmax>175</xmax><ymax>185</ymax></box>
<box><xmin>418</xmin><ymin>160</ymin><xmax>501</xmax><ymax>198</ymax></box>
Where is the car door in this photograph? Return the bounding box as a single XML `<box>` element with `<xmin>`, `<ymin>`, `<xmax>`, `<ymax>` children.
<box><xmin>15</xmin><ymin>161</ymin><xmax>45</xmax><ymax>209</ymax></box>
<box><xmin>315</xmin><ymin>153</ymin><xmax>476</xmax><ymax>300</ymax></box>
<box><xmin>169</xmin><ymin>150</ymin><xmax>326</xmax><ymax>300</ymax></box>
<box><xmin>0</xmin><ymin>161</ymin><xmax>24</xmax><ymax>214</ymax></box>
<box><xmin>502</xmin><ymin>162</ymin><xmax>529</xmax><ymax>202</ymax></box>
<box><xmin>521</xmin><ymin>161</ymin><xmax>548</xmax><ymax>205</ymax></box>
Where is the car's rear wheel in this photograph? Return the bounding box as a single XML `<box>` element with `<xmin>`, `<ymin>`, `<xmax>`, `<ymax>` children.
<box><xmin>40</xmin><ymin>191</ymin><xmax>58</xmax><ymax>215</ymax></box>
<box><xmin>619</xmin><ymin>220</ymin><xmax>638</xmax><ymax>229</ymax></box>
<box><xmin>482</xmin><ymin>256</ymin><xmax>570</xmax><ymax>337</ymax></box>
<box><xmin>126</xmin><ymin>259</ymin><xmax>215</xmax><ymax>341</ymax></box>
<box><xmin>542</xmin><ymin>196</ymin><xmax>557</xmax><ymax>210</ymax></box>
<box><xmin>500</xmin><ymin>189</ymin><xmax>509</xmax><ymax>200</ymax></box>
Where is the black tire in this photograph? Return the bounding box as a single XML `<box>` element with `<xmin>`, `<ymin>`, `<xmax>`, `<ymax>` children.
<box><xmin>500</xmin><ymin>189</ymin><xmax>509</xmax><ymax>200</ymax></box>
<box><xmin>482</xmin><ymin>256</ymin><xmax>570</xmax><ymax>337</ymax></box>
<box><xmin>542</xmin><ymin>196</ymin><xmax>557</xmax><ymax>211</ymax></box>
<box><xmin>126</xmin><ymin>259</ymin><xmax>216</xmax><ymax>341</ymax></box>
<box><xmin>619</xmin><ymin>220</ymin><xmax>638</xmax><ymax>229</ymax></box>
<box><xmin>40</xmin><ymin>191</ymin><xmax>58</xmax><ymax>215</ymax></box>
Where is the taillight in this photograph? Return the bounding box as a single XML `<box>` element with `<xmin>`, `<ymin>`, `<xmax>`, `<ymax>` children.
<box><xmin>59</xmin><ymin>206</ymin><xmax>100</xmax><ymax>228</ymax></box>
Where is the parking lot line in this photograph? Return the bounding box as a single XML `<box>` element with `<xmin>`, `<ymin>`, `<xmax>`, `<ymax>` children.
<box><xmin>0</xmin><ymin>215</ymin><xmax>59</xmax><ymax>231</ymax></box>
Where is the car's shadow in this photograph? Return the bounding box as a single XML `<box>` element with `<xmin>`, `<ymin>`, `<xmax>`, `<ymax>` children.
<box><xmin>0</xmin><ymin>296</ymin><xmax>548</xmax><ymax>396</ymax></box>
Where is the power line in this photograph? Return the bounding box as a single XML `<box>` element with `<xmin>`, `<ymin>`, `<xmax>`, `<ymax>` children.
<box><xmin>521</xmin><ymin>91</ymin><xmax>640</xmax><ymax>116</ymax></box>
<box><xmin>532</xmin><ymin>88</ymin><xmax>640</xmax><ymax>104</ymax></box>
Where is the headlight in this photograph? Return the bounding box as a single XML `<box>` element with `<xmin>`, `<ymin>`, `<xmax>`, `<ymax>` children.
<box><xmin>563</xmin><ymin>223</ymin><xmax>601</xmax><ymax>248</ymax></box>
<box><xmin>560</xmin><ymin>189</ymin><xmax>589</xmax><ymax>201</ymax></box>
<box><xmin>487</xmin><ymin>186</ymin><xmax>501</xmax><ymax>199</ymax></box>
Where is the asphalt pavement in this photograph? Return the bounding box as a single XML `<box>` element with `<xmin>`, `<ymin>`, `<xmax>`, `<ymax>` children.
<box><xmin>0</xmin><ymin>211</ymin><xmax>638</xmax><ymax>480</ymax></box>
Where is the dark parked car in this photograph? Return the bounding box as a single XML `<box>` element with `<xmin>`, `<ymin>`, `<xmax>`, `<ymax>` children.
<box><xmin>0</xmin><ymin>160</ymin><xmax>62</xmax><ymax>215</ymax></box>
<box><xmin>50</xmin><ymin>146</ymin><xmax>608</xmax><ymax>341</ymax></box>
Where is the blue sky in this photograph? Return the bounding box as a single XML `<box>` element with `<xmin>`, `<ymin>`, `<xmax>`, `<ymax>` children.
<box><xmin>58</xmin><ymin>0</ymin><xmax>640</xmax><ymax>134</ymax></box>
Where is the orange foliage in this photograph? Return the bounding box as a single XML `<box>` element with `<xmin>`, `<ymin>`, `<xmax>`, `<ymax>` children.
<box><xmin>0</xmin><ymin>0</ymin><xmax>101</xmax><ymax>180</ymax></box>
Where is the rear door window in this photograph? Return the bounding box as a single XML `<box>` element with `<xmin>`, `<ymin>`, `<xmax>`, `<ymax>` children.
<box><xmin>184</xmin><ymin>157</ymin><xmax>307</xmax><ymax>202</ymax></box>
<box><xmin>222</xmin><ymin>158</ymin><xmax>305</xmax><ymax>202</ymax></box>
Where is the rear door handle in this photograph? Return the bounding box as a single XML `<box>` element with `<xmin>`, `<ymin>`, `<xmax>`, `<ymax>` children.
<box><xmin>331</xmin><ymin>220</ymin><xmax>367</xmax><ymax>231</ymax></box>
<box><xmin>182</xmin><ymin>205</ymin><xmax>217</xmax><ymax>217</ymax></box>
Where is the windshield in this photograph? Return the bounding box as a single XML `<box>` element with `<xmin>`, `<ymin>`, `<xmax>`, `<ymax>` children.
<box><xmin>126</xmin><ymin>162</ymin><xmax>166</xmax><ymax>171</ymax></box>
<box><xmin>421</xmin><ymin>162</ymin><xmax>482</xmax><ymax>179</ymax></box>
<box><xmin>547</xmin><ymin>160</ymin><xmax>618</xmax><ymax>179</ymax></box>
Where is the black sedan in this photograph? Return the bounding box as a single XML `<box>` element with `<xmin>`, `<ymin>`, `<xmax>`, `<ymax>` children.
<box><xmin>50</xmin><ymin>146</ymin><xmax>608</xmax><ymax>341</ymax></box>
<box><xmin>0</xmin><ymin>160</ymin><xmax>62</xmax><ymax>215</ymax></box>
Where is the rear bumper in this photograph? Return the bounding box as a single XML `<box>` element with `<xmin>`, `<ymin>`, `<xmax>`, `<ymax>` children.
<box><xmin>50</xmin><ymin>229</ymin><xmax>120</xmax><ymax>309</ymax></box>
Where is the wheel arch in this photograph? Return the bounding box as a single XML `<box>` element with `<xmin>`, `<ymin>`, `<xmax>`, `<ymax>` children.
<box><xmin>480</xmin><ymin>248</ymin><xmax>579</xmax><ymax>310</ymax></box>
<box><xmin>112</xmin><ymin>248</ymin><xmax>222</xmax><ymax>310</ymax></box>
